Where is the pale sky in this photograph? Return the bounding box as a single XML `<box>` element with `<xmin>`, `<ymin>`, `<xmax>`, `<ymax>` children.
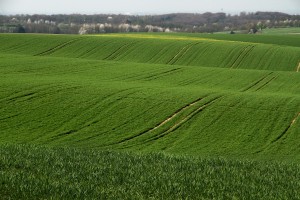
<box><xmin>0</xmin><ymin>0</ymin><xmax>299</xmax><ymax>15</ymax></box>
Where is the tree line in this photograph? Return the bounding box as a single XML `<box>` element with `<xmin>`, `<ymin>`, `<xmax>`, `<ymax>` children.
<box><xmin>0</xmin><ymin>12</ymin><xmax>299</xmax><ymax>34</ymax></box>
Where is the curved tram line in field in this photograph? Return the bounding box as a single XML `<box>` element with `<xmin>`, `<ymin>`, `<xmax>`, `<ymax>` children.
<box><xmin>241</xmin><ymin>72</ymin><xmax>277</xmax><ymax>92</ymax></box>
<box><xmin>111</xmin><ymin>96</ymin><xmax>223</xmax><ymax>148</ymax></box>
<box><xmin>255</xmin><ymin>111</ymin><xmax>300</xmax><ymax>154</ymax></box>
<box><xmin>143</xmin><ymin>96</ymin><xmax>223</xmax><ymax>143</ymax></box>
<box><xmin>34</xmin><ymin>38</ymin><xmax>83</xmax><ymax>56</ymax></box>
<box><xmin>167</xmin><ymin>42</ymin><xmax>200</xmax><ymax>65</ymax></box>
<box><xmin>272</xmin><ymin>112</ymin><xmax>300</xmax><ymax>144</ymax></box>
<box><xmin>48</xmin><ymin>88</ymin><xmax>139</xmax><ymax>141</ymax></box>
<box><xmin>230</xmin><ymin>45</ymin><xmax>255</xmax><ymax>69</ymax></box>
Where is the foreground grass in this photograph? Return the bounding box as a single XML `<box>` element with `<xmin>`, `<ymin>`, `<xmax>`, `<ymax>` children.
<box><xmin>0</xmin><ymin>144</ymin><xmax>300</xmax><ymax>199</ymax></box>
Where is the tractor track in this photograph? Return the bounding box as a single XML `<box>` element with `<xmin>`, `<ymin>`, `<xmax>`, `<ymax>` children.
<box><xmin>103</xmin><ymin>43</ymin><xmax>130</xmax><ymax>60</ymax></box>
<box><xmin>230</xmin><ymin>45</ymin><xmax>255</xmax><ymax>69</ymax></box>
<box><xmin>144</xmin><ymin>96</ymin><xmax>222</xmax><ymax>143</ymax></box>
<box><xmin>167</xmin><ymin>42</ymin><xmax>199</xmax><ymax>65</ymax></box>
<box><xmin>164</xmin><ymin>100</ymin><xmax>242</xmax><ymax>151</ymax></box>
<box><xmin>112</xmin><ymin>96</ymin><xmax>208</xmax><ymax>145</ymax></box>
<box><xmin>142</xmin><ymin>68</ymin><xmax>182</xmax><ymax>81</ymax></box>
<box><xmin>104</xmin><ymin>41</ymin><xmax>138</xmax><ymax>60</ymax></box>
<box><xmin>114</xmin><ymin>96</ymin><xmax>222</xmax><ymax>148</ymax></box>
<box><xmin>34</xmin><ymin>38</ymin><xmax>83</xmax><ymax>56</ymax></box>
<box><xmin>254</xmin><ymin>76</ymin><xmax>278</xmax><ymax>91</ymax></box>
<box><xmin>50</xmin><ymin>88</ymin><xmax>137</xmax><ymax>139</ymax></box>
<box><xmin>75</xmin><ymin>102</ymin><xmax>162</xmax><ymax>144</ymax></box>
<box><xmin>144</xmin><ymin>41</ymin><xmax>179</xmax><ymax>63</ymax></box>
<box><xmin>255</xmin><ymin>112</ymin><xmax>300</xmax><ymax>154</ymax></box>
<box><xmin>271</xmin><ymin>112</ymin><xmax>300</xmax><ymax>144</ymax></box>
<box><xmin>76</xmin><ymin>39</ymin><xmax>115</xmax><ymax>58</ymax></box>
<box><xmin>241</xmin><ymin>72</ymin><xmax>274</xmax><ymax>92</ymax></box>
<box><xmin>185</xmin><ymin>42</ymin><xmax>214</xmax><ymax>66</ymax></box>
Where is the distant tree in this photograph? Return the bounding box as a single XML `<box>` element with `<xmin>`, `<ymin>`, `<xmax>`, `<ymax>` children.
<box><xmin>0</xmin><ymin>12</ymin><xmax>300</xmax><ymax>34</ymax></box>
<box><xmin>16</xmin><ymin>24</ymin><xmax>25</xmax><ymax>33</ymax></box>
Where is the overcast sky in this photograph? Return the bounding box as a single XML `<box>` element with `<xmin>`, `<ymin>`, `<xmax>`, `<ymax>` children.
<box><xmin>1</xmin><ymin>0</ymin><xmax>299</xmax><ymax>15</ymax></box>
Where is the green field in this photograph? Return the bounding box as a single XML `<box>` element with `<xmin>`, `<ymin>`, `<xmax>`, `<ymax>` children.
<box><xmin>1</xmin><ymin>144</ymin><xmax>300</xmax><ymax>199</ymax></box>
<box><xmin>262</xmin><ymin>27</ymin><xmax>300</xmax><ymax>35</ymax></box>
<box><xmin>0</xmin><ymin>33</ymin><xmax>300</xmax><ymax>198</ymax></box>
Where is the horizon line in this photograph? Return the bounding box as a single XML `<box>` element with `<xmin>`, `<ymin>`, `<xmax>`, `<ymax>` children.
<box><xmin>1</xmin><ymin>10</ymin><xmax>300</xmax><ymax>16</ymax></box>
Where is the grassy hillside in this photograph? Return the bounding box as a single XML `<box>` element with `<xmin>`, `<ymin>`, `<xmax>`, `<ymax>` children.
<box><xmin>0</xmin><ymin>52</ymin><xmax>299</xmax><ymax>160</ymax></box>
<box><xmin>0</xmin><ymin>33</ymin><xmax>300</xmax><ymax>198</ymax></box>
<box><xmin>169</xmin><ymin>32</ymin><xmax>300</xmax><ymax>47</ymax></box>
<box><xmin>0</xmin><ymin>33</ymin><xmax>300</xmax><ymax>71</ymax></box>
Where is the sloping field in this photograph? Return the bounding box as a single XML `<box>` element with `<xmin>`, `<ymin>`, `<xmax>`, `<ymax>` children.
<box><xmin>0</xmin><ymin>50</ymin><xmax>299</xmax><ymax>160</ymax></box>
<box><xmin>168</xmin><ymin>32</ymin><xmax>300</xmax><ymax>47</ymax></box>
<box><xmin>262</xmin><ymin>27</ymin><xmax>300</xmax><ymax>35</ymax></box>
<box><xmin>0</xmin><ymin>33</ymin><xmax>300</xmax><ymax>71</ymax></box>
<box><xmin>0</xmin><ymin>33</ymin><xmax>300</xmax><ymax>198</ymax></box>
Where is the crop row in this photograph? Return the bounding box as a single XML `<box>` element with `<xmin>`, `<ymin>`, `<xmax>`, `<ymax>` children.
<box><xmin>1</xmin><ymin>34</ymin><xmax>300</xmax><ymax>71</ymax></box>
<box><xmin>0</xmin><ymin>54</ymin><xmax>299</xmax><ymax>160</ymax></box>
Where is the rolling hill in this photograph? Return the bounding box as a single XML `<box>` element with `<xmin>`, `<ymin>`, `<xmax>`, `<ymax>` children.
<box><xmin>0</xmin><ymin>33</ymin><xmax>300</xmax><ymax>158</ymax></box>
<box><xmin>0</xmin><ymin>33</ymin><xmax>300</xmax><ymax>198</ymax></box>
